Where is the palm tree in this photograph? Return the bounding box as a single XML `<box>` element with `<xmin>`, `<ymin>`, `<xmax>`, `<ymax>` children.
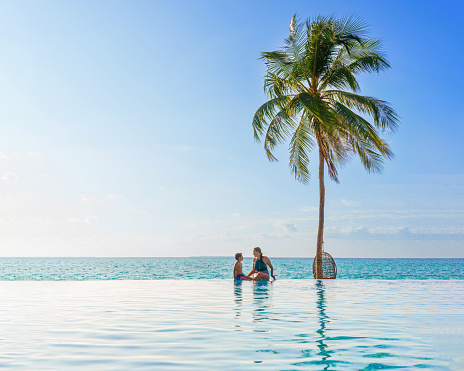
<box><xmin>252</xmin><ymin>15</ymin><xmax>399</xmax><ymax>279</ymax></box>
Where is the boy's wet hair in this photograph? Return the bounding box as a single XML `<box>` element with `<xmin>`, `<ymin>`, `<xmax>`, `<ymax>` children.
<box><xmin>235</xmin><ymin>252</ymin><xmax>242</xmax><ymax>260</ymax></box>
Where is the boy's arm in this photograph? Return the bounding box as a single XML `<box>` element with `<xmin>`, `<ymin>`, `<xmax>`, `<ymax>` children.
<box><xmin>247</xmin><ymin>258</ymin><xmax>256</xmax><ymax>276</ymax></box>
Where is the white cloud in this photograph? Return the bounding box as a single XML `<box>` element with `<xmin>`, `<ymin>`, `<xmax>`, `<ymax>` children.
<box><xmin>192</xmin><ymin>230</ymin><xmax>238</xmax><ymax>242</ymax></box>
<box><xmin>33</xmin><ymin>217</ymin><xmax>62</xmax><ymax>225</ymax></box>
<box><xmin>0</xmin><ymin>193</ymin><xmax>29</xmax><ymax>203</ymax></box>
<box><xmin>80</xmin><ymin>194</ymin><xmax>102</xmax><ymax>204</ymax></box>
<box><xmin>158</xmin><ymin>186</ymin><xmax>166</xmax><ymax>191</ymax></box>
<box><xmin>232</xmin><ymin>212</ymin><xmax>240</xmax><ymax>217</ymax></box>
<box><xmin>1</xmin><ymin>172</ymin><xmax>18</xmax><ymax>181</ymax></box>
<box><xmin>175</xmin><ymin>216</ymin><xmax>308</xmax><ymax>244</ymax></box>
<box><xmin>27</xmin><ymin>151</ymin><xmax>43</xmax><ymax>157</ymax></box>
<box><xmin>85</xmin><ymin>216</ymin><xmax>100</xmax><ymax>223</ymax></box>
<box><xmin>327</xmin><ymin>209</ymin><xmax>464</xmax><ymax>222</ymax></box>
<box><xmin>68</xmin><ymin>215</ymin><xmax>100</xmax><ymax>224</ymax></box>
<box><xmin>0</xmin><ymin>152</ymin><xmax>20</xmax><ymax>160</ymax></box>
<box><xmin>0</xmin><ymin>216</ymin><xmax>18</xmax><ymax>224</ymax></box>
<box><xmin>341</xmin><ymin>199</ymin><xmax>360</xmax><ymax>206</ymax></box>
<box><xmin>325</xmin><ymin>225</ymin><xmax>464</xmax><ymax>241</ymax></box>
<box><xmin>108</xmin><ymin>194</ymin><xmax>124</xmax><ymax>200</ymax></box>
<box><xmin>275</xmin><ymin>219</ymin><xmax>298</xmax><ymax>234</ymax></box>
<box><xmin>131</xmin><ymin>208</ymin><xmax>147</xmax><ymax>214</ymax></box>
<box><xmin>300</xmin><ymin>205</ymin><xmax>317</xmax><ymax>212</ymax></box>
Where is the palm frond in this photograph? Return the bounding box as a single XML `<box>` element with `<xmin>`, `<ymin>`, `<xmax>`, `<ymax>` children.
<box><xmin>325</xmin><ymin>90</ymin><xmax>399</xmax><ymax>132</ymax></box>
<box><xmin>264</xmin><ymin>72</ymin><xmax>300</xmax><ymax>98</ymax></box>
<box><xmin>349</xmin><ymin>54</ymin><xmax>390</xmax><ymax>73</ymax></box>
<box><xmin>327</xmin><ymin>131</ymin><xmax>353</xmax><ymax>167</ymax></box>
<box><xmin>319</xmin><ymin>63</ymin><xmax>360</xmax><ymax>91</ymax></box>
<box><xmin>292</xmin><ymin>93</ymin><xmax>338</xmax><ymax>126</ymax></box>
<box><xmin>333</xmin><ymin>101</ymin><xmax>394</xmax><ymax>160</ymax></box>
<box><xmin>317</xmin><ymin>134</ymin><xmax>340</xmax><ymax>183</ymax></box>
<box><xmin>332</xmin><ymin>101</ymin><xmax>381</xmax><ymax>145</ymax></box>
<box><xmin>283</xmin><ymin>14</ymin><xmax>312</xmax><ymax>87</ymax></box>
<box><xmin>347</xmin><ymin>39</ymin><xmax>390</xmax><ymax>73</ymax></box>
<box><xmin>264</xmin><ymin>107</ymin><xmax>298</xmax><ymax>161</ymax></box>
<box><xmin>261</xmin><ymin>51</ymin><xmax>309</xmax><ymax>92</ymax></box>
<box><xmin>252</xmin><ymin>96</ymin><xmax>292</xmax><ymax>141</ymax></box>
<box><xmin>349</xmin><ymin>137</ymin><xmax>386</xmax><ymax>173</ymax></box>
<box><xmin>335</xmin><ymin>14</ymin><xmax>368</xmax><ymax>43</ymax></box>
<box><xmin>288</xmin><ymin>113</ymin><xmax>315</xmax><ymax>183</ymax></box>
<box><xmin>304</xmin><ymin>16</ymin><xmax>340</xmax><ymax>81</ymax></box>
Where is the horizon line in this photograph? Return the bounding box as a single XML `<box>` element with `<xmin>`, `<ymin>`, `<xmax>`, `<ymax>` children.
<box><xmin>0</xmin><ymin>256</ymin><xmax>463</xmax><ymax>259</ymax></box>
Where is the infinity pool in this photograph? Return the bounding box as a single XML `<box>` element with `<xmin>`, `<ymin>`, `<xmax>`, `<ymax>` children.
<box><xmin>0</xmin><ymin>280</ymin><xmax>462</xmax><ymax>369</ymax></box>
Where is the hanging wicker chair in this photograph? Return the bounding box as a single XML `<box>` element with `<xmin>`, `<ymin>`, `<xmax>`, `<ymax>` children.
<box><xmin>312</xmin><ymin>251</ymin><xmax>337</xmax><ymax>279</ymax></box>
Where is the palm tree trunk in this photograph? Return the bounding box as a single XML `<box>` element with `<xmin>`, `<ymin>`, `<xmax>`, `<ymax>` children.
<box><xmin>315</xmin><ymin>143</ymin><xmax>325</xmax><ymax>279</ymax></box>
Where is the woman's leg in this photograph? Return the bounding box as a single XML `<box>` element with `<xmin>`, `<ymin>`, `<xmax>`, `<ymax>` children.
<box><xmin>254</xmin><ymin>272</ymin><xmax>269</xmax><ymax>281</ymax></box>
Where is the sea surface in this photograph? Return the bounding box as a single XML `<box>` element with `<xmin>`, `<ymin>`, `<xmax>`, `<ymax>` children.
<box><xmin>0</xmin><ymin>257</ymin><xmax>463</xmax><ymax>280</ymax></box>
<box><xmin>0</xmin><ymin>279</ymin><xmax>462</xmax><ymax>370</ymax></box>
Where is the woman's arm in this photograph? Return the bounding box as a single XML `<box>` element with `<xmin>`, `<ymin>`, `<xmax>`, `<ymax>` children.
<box><xmin>247</xmin><ymin>258</ymin><xmax>256</xmax><ymax>276</ymax></box>
<box><xmin>264</xmin><ymin>256</ymin><xmax>275</xmax><ymax>279</ymax></box>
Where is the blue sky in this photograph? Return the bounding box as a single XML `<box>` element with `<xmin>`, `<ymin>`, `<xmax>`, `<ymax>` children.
<box><xmin>0</xmin><ymin>0</ymin><xmax>463</xmax><ymax>257</ymax></box>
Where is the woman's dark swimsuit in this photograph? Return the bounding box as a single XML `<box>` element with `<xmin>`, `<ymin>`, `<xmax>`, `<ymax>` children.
<box><xmin>254</xmin><ymin>258</ymin><xmax>269</xmax><ymax>275</ymax></box>
<box><xmin>235</xmin><ymin>274</ymin><xmax>245</xmax><ymax>280</ymax></box>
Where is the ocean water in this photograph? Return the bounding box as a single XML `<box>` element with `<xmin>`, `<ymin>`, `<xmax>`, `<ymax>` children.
<box><xmin>0</xmin><ymin>257</ymin><xmax>463</xmax><ymax>280</ymax></box>
<box><xmin>0</xmin><ymin>279</ymin><xmax>462</xmax><ymax>370</ymax></box>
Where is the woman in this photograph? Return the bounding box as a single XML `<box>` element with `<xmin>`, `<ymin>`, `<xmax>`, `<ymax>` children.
<box><xmin>247</xmin><ymin>247</ymin><xmax>275</xmax><ymax>281</ymax></box>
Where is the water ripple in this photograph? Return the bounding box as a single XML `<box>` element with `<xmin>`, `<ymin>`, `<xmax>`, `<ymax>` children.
<box><xmin>0</xmin><ymin>280</ymin><xmax>462</xmax><ymax>369</ymax></box>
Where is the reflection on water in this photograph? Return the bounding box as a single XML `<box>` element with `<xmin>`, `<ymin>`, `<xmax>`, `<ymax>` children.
<box><xmin>233</xmin><ymin>280</ymin><xmax>273</xmax><ymax>329</ymax></box>
<box><xmin>315</xmin><ymin>280</ymin><xmax>332</xmax><ymax>369</ymax></box>
<box><xmin>290</xmin><ymin>280</ymin><xmax>455</xmax><ymax>370</ymax></box>
<box><xmin>292</xmin><ymin>280</ymin><xmax>340</xmax><ymax>369</ymax></box>
<box><xmin>233</xmin><ymin>281</ymin><xmax>243</xmax><ymax>305</ymax></box>
<box><xmin>233</xmin><ymin>281</ymin><xmax>243</xmax><ymax>325</ymax></box>
<box><xmin>252</xmin><ymin>281</ymin><xmax>272</xmax><ymax>324</ymax></box>
<box><xmin>0</xmin><ymin>280</ymin><xmax>460</xmax><ymax>369</ymax></box>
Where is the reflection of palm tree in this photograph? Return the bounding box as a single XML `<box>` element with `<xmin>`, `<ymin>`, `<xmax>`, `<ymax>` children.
<box><xmin>316</xmin><ymin>280</ymin><xmax>331</xmax><ymax>369</ymax></box>
<box><xmin>294</xmin><ymin>281</ymin><xmax>335</xmax><ymax>368</ymax></box>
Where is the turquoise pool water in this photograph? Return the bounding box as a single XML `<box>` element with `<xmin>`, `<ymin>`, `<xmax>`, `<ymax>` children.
<box><xmin>0</xmin><ymin>258</ymin><xmax>463</xmax><ymax>280</ymax></box>
<box><xmin>0</xmin><ymin>279</ymin><xmax>462</xmax><ymax>369</ymax></box>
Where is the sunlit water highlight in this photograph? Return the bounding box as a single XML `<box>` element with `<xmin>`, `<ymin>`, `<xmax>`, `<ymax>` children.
<box><xmin>0</xmin><ymin>280</ymin><xmax>462</xmax><ymax>370</ymax></box>
<box><xmin>0</xmin><ymin>258</ymin><xmax>463</xmax><ymax>280</ymax></box>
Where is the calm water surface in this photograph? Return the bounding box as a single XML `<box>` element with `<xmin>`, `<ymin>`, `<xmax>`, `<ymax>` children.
<box><xmin>0</xmin><ymin>258</ymin><xmax>463</xmax><ymax>280</ymax></box>
<box><xmin>0</xmin><ymin>280</ymin><xmax>462</xmax><ymax>370</ymax></box>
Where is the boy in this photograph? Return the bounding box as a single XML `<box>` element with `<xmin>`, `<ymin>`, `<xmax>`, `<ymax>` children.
<box><xmin>233</xmin><ymin>253</ymin><xmax>252</xmax><ymax>280</ymax></box>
